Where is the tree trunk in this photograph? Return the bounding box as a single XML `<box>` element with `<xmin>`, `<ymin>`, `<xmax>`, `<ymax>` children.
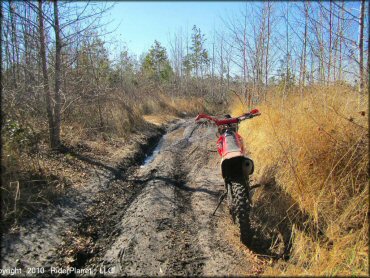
<box><xmin>300</xmin><ymin>1</ymin><xmax>308</xmax><ymax>95</ymax></box>
<box><xmin>38</xmin><ymin>0</ymin><xmax>55</xmax><ymax>149</ymax></box>
<box><xmin>338</xmin><ymin>1</ymin><xmax>344</xmax><ymax>81</ymax></box>
<box><xmin>243</xmin><ymin>4</ymin><xmax>248</xmax><ymax>102</ymax></box>
<box><xmin>310</xmin><ymin>51</ymin><xmax>314</xmax><ymax>84</ymax></box>
<box><xmin>319</xmin><ymin>5</ymin><xmax>325</xmax><ymax>84</ymax></box>
<box><xmin>0</xmin><ymin>1</ymin><xmax>3</xmax><ymax>100</ymax></box>
<box><xmin>333</xmin><ymin>3</ymin><xmax>339</xmax><ymax>82</ymax></box>
<box><xmin>265</xmin><ymin>1</ymin><xmax>271</xmax><ymax>99</ymax></box>
<box><xmin>211</xmin><ymin>41</ymin><xmax>214</xmax><ymax>99</ymax></box>
<box><xmin>220</xmin><ymin>35</ymin><xmax>224</xmax><ymax>99</ymax></box>
<box><xmin>22</xmin><ymin>5</ymin><xmax>34</xmax><ymax>95</ymax></box>
<box><xmin>328</xmin><ymin>0</ymin><xmax>333</xmax><ymax>85</ymax></box>
<box><xmin>9</xmin><ymin>0</ymin><xmax>18</xmax><ymax>89</ymax></box>
<box><xmin>358</xmin><ymin>0</ymin><xmax>365</xmax><ymax>94</ymax></box>
<box><xmin>284</xmin><ymin>1</ymin><xmax>289</xmax><ymax>101</ymax></box>
<box><xmin>53</xmin><ymin>0</ymin><xmax>62</xmax><ymax>148</ymax></box>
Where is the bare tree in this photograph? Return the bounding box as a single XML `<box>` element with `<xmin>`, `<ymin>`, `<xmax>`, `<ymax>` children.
<box><xmin>52</xmin><ymin>0</ymin><xmax>62</xmax><ymax>148</ymax></box>
<box><xmin>8</xmin><ymin>0</ymin><xmax>19</xmax><ymax>89</ymax></box>
<box><xmin>300</xmin><ymin>1</ymin><xmax>308</xmax><ymax>90</ymax></box>
<box><xmin>1</xmin><ymin>1</ymin><xmax>3</xmax><ymax>99</ymax></box>
<box><xmin>333</xmin><ymin>2</ymin><xmax>339</xmax><ymax>82</ymax></box>
<box><xmin>358</xmin><ymin>0</ymin><xmax>365</xmax><ymax>94</ymax></box>
<box><xmin>338</xmin><ymin>1</ymin><xmax>344</xmax><ymax>81</ymax></box>
<box><xmin>168</xmin><ymin>28</ymin><xmax>184</xmax><ymax>93</ymax></box>
<box><xmin>38</xmin><ymin>0</ymin><xmax>55</xmax><ymax>148</ymax></box>
<box><xmin>327</xmin><ymin>0</ymin><xmax>333</xmax><ymax>84</ymax></box>
<box><xmin>265</xmin><ymin>1</ymin><xmax>271</xmax><ymax>90</ymax></box>
<box><xmin>318</xmin><ymin>4</ymin><xmax>325</xmax><ymax>83</ymax></box>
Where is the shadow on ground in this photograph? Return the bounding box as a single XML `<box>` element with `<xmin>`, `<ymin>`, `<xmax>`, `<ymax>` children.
<box><xmin>245</xmin><ymin>171</ymin><xmax>330</xmax><ymax>260</ymax></box>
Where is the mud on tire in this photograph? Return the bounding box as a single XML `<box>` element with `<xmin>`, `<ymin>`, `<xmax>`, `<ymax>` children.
<box><xmin>232</xmin><ymin>182</ymin><xmax>252</xmax><ymax>245</ymax></box>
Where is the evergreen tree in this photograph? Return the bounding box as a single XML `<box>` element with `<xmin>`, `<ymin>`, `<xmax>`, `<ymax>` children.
<box><xmin>183</xmin><ymin>25</ymin><xmax>209</xmax><ymax>78</ymax></box>
<box><xmin>142</xmin><ymin>40</ymin><xmax>173</xmax><ymax>82</ymax></box>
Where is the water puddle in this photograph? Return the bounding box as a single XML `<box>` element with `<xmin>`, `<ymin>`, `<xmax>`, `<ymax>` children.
<box><xmin>141</xmin><ymin>136</ymin><xmax>165</xmax><ymax>167</ymax></box>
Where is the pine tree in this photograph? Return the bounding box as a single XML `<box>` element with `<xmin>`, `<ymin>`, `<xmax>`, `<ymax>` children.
<box><xmin>143</xmin><ymin>40</ymin><xmax>173</xmax><ymax>82</ymax></box>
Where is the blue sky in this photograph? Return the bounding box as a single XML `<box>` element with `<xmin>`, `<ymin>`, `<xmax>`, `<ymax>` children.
<box><xmin>94</xmin><ymin>1</ymin><xmax>365</xmax><ymax>81</ymax></box>
<box><xmin>104</xmin><ymin>2</ymin><xmax>244</xmax><ymax>57</ymax></box>
<box><xmin>103</xmin><ymin>1</ymin><xmax>362</xmax><ymax>54</ymax></box>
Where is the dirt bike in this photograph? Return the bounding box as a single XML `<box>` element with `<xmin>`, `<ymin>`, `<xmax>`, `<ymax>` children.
<box><xmin>195</xmin><ymin>109</ymin><xmax>261</xmax><ymax>244</ymax></box>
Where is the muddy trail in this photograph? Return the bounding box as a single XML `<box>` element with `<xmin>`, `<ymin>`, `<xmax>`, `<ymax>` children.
<box><xmin>2</xmin><ymin>119</ymin><xmax>272</xmax><ymax>276</ymax></box>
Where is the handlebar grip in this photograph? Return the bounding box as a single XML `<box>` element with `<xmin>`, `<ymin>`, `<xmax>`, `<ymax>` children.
<box><xmin>250</xmin><ymin>108</ymin><xmax>260</xmax><ymax>116</ymax></box>
<box><xmin>195</xmin><ymin>114</ymin><xmax>220</xmax><ymax>124</ymax></box>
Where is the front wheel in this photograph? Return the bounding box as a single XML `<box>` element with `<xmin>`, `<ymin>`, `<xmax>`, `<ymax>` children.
<box><xmin>229</xmin><ymin>181</ymin><xmax>252</xmax><ymax>245</ymax></box>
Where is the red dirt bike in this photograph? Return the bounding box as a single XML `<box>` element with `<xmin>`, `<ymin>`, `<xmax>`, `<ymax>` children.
<box><xmin>195</xmin><ymin>109</ymin><xmax>261</xmax><ymax>244</ymax></box>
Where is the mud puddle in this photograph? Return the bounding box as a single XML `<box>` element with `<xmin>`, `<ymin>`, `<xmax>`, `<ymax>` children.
<box><xmin>141</xmin><ymin>136</ymin><xmax>165</xmax><ymax>166</ymax></box>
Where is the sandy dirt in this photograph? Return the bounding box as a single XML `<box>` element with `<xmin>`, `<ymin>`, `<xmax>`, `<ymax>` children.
<box><xmin>1</xmin><ymin>119</ymin><xmax>268</xmax><ymax>276</ymax></box>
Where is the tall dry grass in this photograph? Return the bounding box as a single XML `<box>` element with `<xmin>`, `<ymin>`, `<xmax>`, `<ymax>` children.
<box><xmin>231</xmin><ymin>85</ymin><xmax>368</xmax><ymax>276</ymax></box>
<box><xmin>63</xmin><ymin>90</ymin><xmax>208</xmax><ymax>140</ymax></box>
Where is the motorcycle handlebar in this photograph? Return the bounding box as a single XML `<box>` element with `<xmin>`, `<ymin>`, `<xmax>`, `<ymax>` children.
<box><xmin>195</xmin><ymin>108</ymin><xmax>261</xmax><ymax>126</ymax></box>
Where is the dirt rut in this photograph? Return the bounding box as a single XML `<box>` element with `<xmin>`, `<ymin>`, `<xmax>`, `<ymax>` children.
<box><xmin>93</xmin><ymin>119</ymin><xmax>259</xmax><ymax>276</ymax></box>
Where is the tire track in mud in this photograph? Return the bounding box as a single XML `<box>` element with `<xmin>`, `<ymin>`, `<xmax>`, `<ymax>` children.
<box><xmin>92</xmin><ymin>120</ymin><xmax>261</xmax><ymax>276</ymax></box>
<box><xmin>164</xmin><ymin>141</ymin><xmax>205</xmax><ymax>276</ymax></box>
<box><xmin>166</xmin><ymin>184</ymin><xmax>205</xmax><ymax>276</ymax></box>
<box><xmin>97</xmin><ymin>123</ymin><xmax>206</xmax><ymax>276</ymax></box>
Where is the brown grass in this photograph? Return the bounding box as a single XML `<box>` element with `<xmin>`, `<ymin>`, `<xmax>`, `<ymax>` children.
<box><xmin>63</xmin><ymin>91</ymin><xmax>208</xmax><ymax>140</ymax></box>
<box><xmin>139</xmin><ymin>93</ymin><xmax>208</xmax><ymax>117</ymax></box>
<box><xmin>231</xmin><ymin>85</ymin><xmax>368</xmax><ymax>276</ymax></box>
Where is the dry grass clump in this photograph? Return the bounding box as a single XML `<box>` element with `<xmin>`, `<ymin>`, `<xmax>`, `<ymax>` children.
<box><xmin>231</xmin><ymin>85</ymin><xmax>368</xmax><ymax>276</ymax></box>
<box><xmin>168</xmin><ymin>96</ymin><xmax>208</xmax><ymax>116</ymax></box>
<box><xmin>64</xmin><ymin>91</ymin><xmax>208</xmax><ymax>140</ymax></box>
<box><xmin>140</xmin><ymin>93</ymin><xmax>208</xmax><ymax>117</ymax></box>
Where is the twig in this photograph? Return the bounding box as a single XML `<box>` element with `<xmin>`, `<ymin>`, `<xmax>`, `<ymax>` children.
<box><xmin>305</xmin><ymin>112</ymin><xmax>339</xmax><ymax>143</ymax></box>
<box><xmin>230</xmin><ymin>89</ymin><xmax>247</xmax><ymax>108</ymax></box>
<box><xmin>10</xmin><ymin>181</ymin><xmax>20</xmax><ymax>217</ymax></box>
<box><xmin>328</xmin><ymin>105</ymin><xmax>367</xmax><ymax>130</ymax></box>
